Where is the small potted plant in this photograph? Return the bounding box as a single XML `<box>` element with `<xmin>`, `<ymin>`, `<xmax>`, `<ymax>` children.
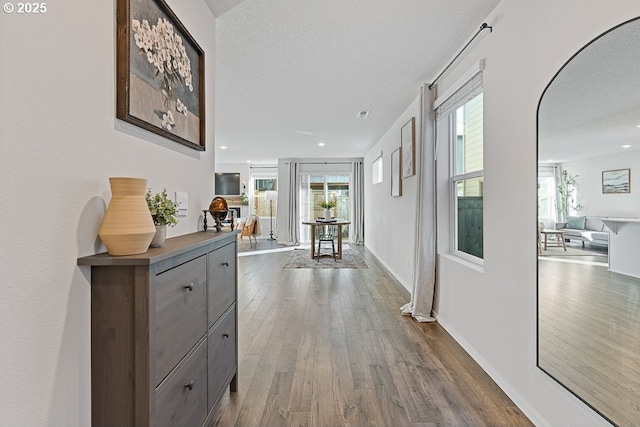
<box><xmin>318</xmin><ymin>199</ymin><xmax>337</xmax><ymax>220</ymax></box>
<box><xmin>146</xmin><ymin>188</ymin><xmax>178</xmax><ymax>247</ymax></box>
<box><xmin>240</xmin><ymin>191</ymin><xmax>249</xmax><ymax>206</ymax></box>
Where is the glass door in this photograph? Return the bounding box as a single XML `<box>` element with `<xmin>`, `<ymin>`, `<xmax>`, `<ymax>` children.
<box><xmin>300</xmin><ymin>174</ymin><xmax>350</xmax><ymax>242</ymax></box>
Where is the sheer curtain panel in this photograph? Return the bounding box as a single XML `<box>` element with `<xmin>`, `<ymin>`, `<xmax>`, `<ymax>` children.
<box><xmin>401</xmin><ymin>84</ymin><xmax>437</xmax><ymax>322</ymax></box>
<box><xmin>351</xmin><ymin>160</ymin><xmax>365</xmax><ymax>245</ymax></box>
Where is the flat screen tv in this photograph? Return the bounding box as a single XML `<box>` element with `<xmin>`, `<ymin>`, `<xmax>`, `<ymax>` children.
<box><xmin>215</xmin><ymin>173</ymin><xmax>241</xmax><ymax>195</ymax></box>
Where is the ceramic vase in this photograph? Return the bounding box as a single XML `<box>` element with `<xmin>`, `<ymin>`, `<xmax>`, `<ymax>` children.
<box><xmin>98</xmin><ymin>177</ymin><xmax>156</xmax><ymax>256</ymax></box>
<box><xmin>324</xmin><ymin>208</ymin><xmax>332</xmax><ymax>220</ymax></box>
<box><xmin>150</xmin><ymin>225</ymin><xmax>167</xmax><ymax>248</ymax></box>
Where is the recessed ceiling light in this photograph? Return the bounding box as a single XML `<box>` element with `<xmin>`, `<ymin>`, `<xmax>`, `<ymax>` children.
<box><xmin>246</xmin><ymin>160</ymin><xmax>251</xmax><ymax>163</ymax></box>
<box><xmin>636</xmin><ymin>124</ymin><xmax>640</xmax><ymax>128</ymax></box>
<box><xmin>622</xmin><ymin>144</ymin><xmax>632</xmax><ymax>148</ymax></box>
<box><xmin>220</xmin><ymin>145</ymin><xmax>227</xmax><ymax>149</ymax></box>
<box><xmin>318</xmin><ymin>142</ymin><xmax>325</xmax><ymax>147</ymax></box>
<box><xmin>356</xmin><ymin>110</ymin><xmax>370</xmax><ymax>119</ymax></box>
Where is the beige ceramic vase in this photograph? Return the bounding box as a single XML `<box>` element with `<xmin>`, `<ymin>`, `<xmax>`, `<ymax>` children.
<box><xmin>98</xmin><ymin>177</ymin><xmax>156</xmax><ymax>256</ymax></box>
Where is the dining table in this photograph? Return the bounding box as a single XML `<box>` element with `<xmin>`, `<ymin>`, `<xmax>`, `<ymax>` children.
<box><xmin>301</xmin><ymin>219</ymin><xmax>351</xmax><ymax>259</ymax></box>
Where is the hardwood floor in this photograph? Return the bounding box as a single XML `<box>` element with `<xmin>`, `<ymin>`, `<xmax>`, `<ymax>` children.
<box><xmin>539</xmin><ymin>248</ymin><xmax>640</xmax><ymax>426</ymax></box>
<box><xmin>211</xmin><ymin>247</ymin><xmax>532</xmax><ymax>427</ymax></box>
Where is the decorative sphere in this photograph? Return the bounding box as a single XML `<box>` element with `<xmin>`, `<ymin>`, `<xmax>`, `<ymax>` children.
<box><xmin>209</xmin><ymin>196</ymin><xmax>228</xmax><ymax>221</ymax></box>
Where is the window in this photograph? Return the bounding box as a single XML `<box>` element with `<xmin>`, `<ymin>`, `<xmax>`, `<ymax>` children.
<box><xmin>537</xmin><ymin>165</ymin><xmax>558</xmax><ymax>222</ymax></box>
<box><xmin>253</xmin><ymin>178</ymin><xmax>277</xmax><ymax>217</ymax></box>
<box><xmin>434</xmin><ymin>62</ymin><xmax>484</xmax><ymax>262</ymax></box>
<box><xmin>372</xmin><ymin>155</ymin><xmax>383</xmax><ymax>184</ymax></box>
<box><xmin>451</xmin><ymin>92</ymin><xmax>483</xmax><ymax>260</ymax></box>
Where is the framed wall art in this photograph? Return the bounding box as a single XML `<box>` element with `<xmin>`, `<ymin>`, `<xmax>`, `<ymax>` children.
<box><xmin>602</xmin><ymin>168</ymin><xmax>630</xmax><ymax>193</ymax></box>
<box><xmin>401</xmin><ymin>117</ymin><xmax>415</xmax><ymax>178</ymax></box>
<box><xmin>391</xmin><ymin>147</ymin><xmax>402</xmax><ymax>197</ymax></box>
<box><xmin>117</xmin><ymin>0</ymin><xmax>205</xmax><ymax>151</ymax></box>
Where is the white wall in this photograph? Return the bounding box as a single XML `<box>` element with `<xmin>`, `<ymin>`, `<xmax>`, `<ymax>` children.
<box><xmin>364</xmin><ymin>97</ymin><xmax>421</xmax><ymax>291</ymax></box>
<box><xmin>215</xmin><ymin>162</ymin><xmax>251</xmax><ymax>217</ymax></box>
<box><xmin>563</xmin><ymin>150</ymin><xmax>640</xmax><ymax>217</ymax></box>
<box><xmin>0</xmin><ymin>1</ymin><xmax>216</xmax><ymax>425</ymax></box>
<box><xmin>365</xmin><ymin>1</ymin><xmax>640</xmax><ymax>426</ymax></box>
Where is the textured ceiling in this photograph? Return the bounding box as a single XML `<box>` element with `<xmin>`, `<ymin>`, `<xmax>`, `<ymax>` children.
<box><xmin>211</xmin><ymin>0</ymin><xmax>501</xmax><ymax>164</ymax></box>
<box><xmin>204</xmin><ymin>0</ymin><xmax>246</xmax><ymax>18</ymax></box>
<box><xmin>539</xmin><ymin>19</ymin><xmax>640</xmax><ymax>163</ymax></box>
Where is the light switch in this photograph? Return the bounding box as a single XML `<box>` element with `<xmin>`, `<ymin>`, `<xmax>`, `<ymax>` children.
<box><xmin>175</xmin><ymin>191</ymin><xmax>188</xmax><ymax>216</ymax></box>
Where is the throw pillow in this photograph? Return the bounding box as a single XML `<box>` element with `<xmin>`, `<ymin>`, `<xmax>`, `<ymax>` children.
<box><xmin>566</xmin><ymin>216</ymin><xmax>586</xmax><ymax>230</ymax></box>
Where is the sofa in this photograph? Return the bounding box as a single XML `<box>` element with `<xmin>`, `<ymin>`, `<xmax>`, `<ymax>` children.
<box><xmin>556</xmin><ymin>216</ymin><xmax>609</xmax><ymax>248</ymax></box>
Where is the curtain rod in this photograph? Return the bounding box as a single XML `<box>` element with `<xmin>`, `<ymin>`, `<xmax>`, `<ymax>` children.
<box><xmin>302</xmin><ymin>161</ymin><xmax>355</xmax><ymax>165</ymax></box>
<box><xmin>428</xmin><ymin>23</ymin><xmax>492</xmax><ymax>90</ymax></box>
<box><xmin>284</xmin><ymin>161</ymin><xmax>356</xmax><ymax>165</ymax></box>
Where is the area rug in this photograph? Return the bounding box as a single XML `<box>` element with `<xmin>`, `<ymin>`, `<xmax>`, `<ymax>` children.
<box><xmin>283</xmin><ymin>248</ymin><xmax>368</xmax><ymax>269</ymax></box>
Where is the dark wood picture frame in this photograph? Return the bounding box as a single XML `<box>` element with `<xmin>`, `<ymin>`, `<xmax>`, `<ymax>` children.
<box><xmin>117</xmin><ymin>0</ymin><xmax>205</xmax><ymax>151</ymax></box>
<box><xmin>401</xmin><ymin>117</ymin><xmax>415</xmax><ymax>178</ymax></box>
<box><xmin>391</xmin><ymin>147</ymin><xmax>402</xmax><ymax>197</ymax></box>
<box><xmin>602</xmin><ymin>168</ymin><xmax>630</xmax><ymax>193</ymax></box>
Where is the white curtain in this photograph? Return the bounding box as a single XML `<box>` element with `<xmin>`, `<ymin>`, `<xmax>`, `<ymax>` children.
<box><xmin>401</xmin><ymin>84</ymin><xmax>437</xmax><ymax>322</ymax></box>
<box><xmin>286</xmin><ymin>161</ymin><xmax>300</xmax><ymax>245</ymax></box>
<box><xmin>351</xmin><ymin>160</ymin><xmax>365</xmax><ymax>245</ymax></box>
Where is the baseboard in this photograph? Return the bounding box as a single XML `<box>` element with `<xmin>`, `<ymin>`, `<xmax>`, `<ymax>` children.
<box><xmin>365</xmin><ymin>243</ymin><xmax>548</xmax><ymax>426</ymax></box>
<box><xmin>435</xmin><ymin>316</ymin><xmax>549</xmax><ymax>427</ymax></box>
<box><xmin>364</xmin><ymin>244</ymin><xmax>412</xmax><ymax>295</ymax></box>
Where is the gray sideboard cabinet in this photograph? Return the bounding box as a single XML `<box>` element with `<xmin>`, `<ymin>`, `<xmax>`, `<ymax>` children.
<box><xmin>78</xmin><ymin>231</ymin><xmax>239</xmax><ymax>427</ymax></box>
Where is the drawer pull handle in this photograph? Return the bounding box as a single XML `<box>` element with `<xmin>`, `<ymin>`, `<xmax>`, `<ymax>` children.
<box><xmin>185</xmin><ymin>381</ymin><xmax>194</xmax><ymax>391</ymax></box>
<box><xmin>222</xmin><ymin>261</ymin><xmax>230</xmax><ymax>267</ymax></box>
<box><xmin>184</xmin><ymin>282</ymin><xmax>194</xmax><ymax>291</ymax></box>
<box><xmin>223</xmin><ymin>332</ymin><xmax>230</xmax><ymax>338</ymax></box>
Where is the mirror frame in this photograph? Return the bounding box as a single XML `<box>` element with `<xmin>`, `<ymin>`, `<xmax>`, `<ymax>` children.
<box><xmin>536</xmin><ymin>16</ymin><xmax>640</xmax><ymax>427</ymax></box>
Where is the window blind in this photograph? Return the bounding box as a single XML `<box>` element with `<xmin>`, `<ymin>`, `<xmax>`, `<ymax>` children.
<box><xmin>434</xmin><ymin>60</ymin><xmax>484</xmax><ymax>120</ymax></box>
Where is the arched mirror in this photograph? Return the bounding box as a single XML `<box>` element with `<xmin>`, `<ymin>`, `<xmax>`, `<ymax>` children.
<box><xmin>537</xmin><ymin>17</ymin><xmax>640</xmax><ymax>426</ymax></box>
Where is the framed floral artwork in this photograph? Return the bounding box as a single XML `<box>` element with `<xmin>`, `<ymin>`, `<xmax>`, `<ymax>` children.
<box><xmin>116</xmin><ymin>0</ymin><xmax>205</xmax><ymax>151</ymax></box>
<box><xmin>401</xmin><ymin>117</ymin><xmax>415</xmax><ymax>178</ymax></box>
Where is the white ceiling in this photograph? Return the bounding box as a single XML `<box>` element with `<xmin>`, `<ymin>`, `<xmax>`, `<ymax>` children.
<box><xmin>538</xmin><ymin>18</ymin><xmax>640</xmax><ymax>163</ymax></box>
<box><xmin>206</xmin><ymin>0</ymin><xmax>501</xmax><ymax>164</ymax></box>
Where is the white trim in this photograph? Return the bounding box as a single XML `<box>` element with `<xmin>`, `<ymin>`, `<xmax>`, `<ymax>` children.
<box><xmin>365</xmin><ymin>244</ymin><xmax>413</xmax><ymax>293</ymax></box>
<box><xmin>435</xmin><ymin>315</ymin><xmax>550</xmax><ymax>427</ymax></box>
<box><xmin>452</xmin><ymin>170</ymin><xmax>483</xmax><ymax>182</ymax></box>
<box><xmin>433</xmin><ymin>59</ymin><xmax>485</xmax><ymax>110</ymax></box>
<box><xmin>440</xmin><ymin>252</ymin><xmax>484</xmax><ymax>272</ymax></box>
<box><xmin>237</xmin><ymin>246</ymin><xmax>294</xmax><ymax>257</ymax></box>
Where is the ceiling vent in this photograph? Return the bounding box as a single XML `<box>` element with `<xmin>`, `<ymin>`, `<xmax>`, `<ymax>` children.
<box><xmin>356</xmin><ymin>110</ymin><xmax>370</xmax><ymax>119</ymax></box>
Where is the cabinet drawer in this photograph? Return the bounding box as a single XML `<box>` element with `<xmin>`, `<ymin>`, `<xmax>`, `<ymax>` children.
<box><xmin>208</xmin><ymin>305</ymin><xmax>237</xmax><ymax>409</ymax></box>
<box><xmin>207</xmin><ymin>242</ymin><xmax>237</xmax><ymax>327</ymax></box>
<box><xmin>155</xmin><ymin>338</ymin><xmax>207</xmax><ymax>427</ymax></box>
<box><xmin>155</xmin><ymin>255</ymin><xmax>207</xmax><ymax>385</ymax></box>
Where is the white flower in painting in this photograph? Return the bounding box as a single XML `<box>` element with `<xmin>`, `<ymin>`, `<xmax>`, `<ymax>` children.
<box><xmin>134</xmin><ymin>32</ymin><xmax>145</xmax><ymax>49</ymax></box>
<box><xmin>161</xmin><ymin>110</ymin><xmax>175</xmax><ymax>130</ymax></box>
<box><xmin>131</xmin><ymin>15</ymin><xmax>196</xmax><ymax>130</ymax></box>
<box><xmin>141</xmin><ymin>19</ymin><xmax>151</xmax><ymax>34</ymax></box>
<box><xmin>176</xmin><ymin>99</ymin><xmax>188</xmax><ymax>116</ymax></box>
